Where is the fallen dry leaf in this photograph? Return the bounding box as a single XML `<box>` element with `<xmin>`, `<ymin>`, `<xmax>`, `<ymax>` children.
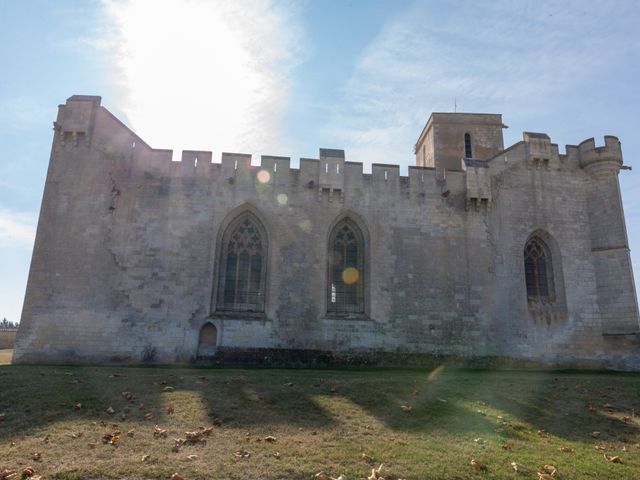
<box><xmin>31</xmin><ymin>452</ymin><xmax>42</xmax><ymax>462</ymax></box>
<box><xmin>591</xmin><ymin>431</ymin><xmax>600</xmax><ymax>438</ymax></box>
<box><xmin>558</xmin><ymin>446</ymin><xmax>573</xmax><ymax>453</ymax></box>
<box><xmin>622</xmin><ymin>445</ymin><xmax>629</xmax><ymax>452</ymax></box>
<box><xmin>361</xmin><ymin>452</ymin><xmax>374</xmax><ymax>463</ymax></box>
<box><xmin>234</xmin><ymin>449</ymin><xmax>250</xmax><ymax>458</ymax></box>
<box><xmin>121</xmin><ymin>391</ymin><xmax>134</xmax><ymax>401</ymax></box>
<box><xmin>163</xmin><ymin>386</ymin><xmax>175</xmax><ymax>392</ymax></box>
<box><xmin>603</xmin><ymin>454</ymin><xmax>622</xmax><ymax>463</ymax></box>
<box><xmin>127</xmin><ymin>429</ymin><xmax>135</xmax><ymax>437</ymax></box>
<box><xmin>187</xmin><ymin>454</ymin><xmax>198</xmax><ymax>460</ymax></box>
<box><xmin>106</xmin><ymin>406</ymin><xmax>115</xmax><ymax>414</ymax></box>
<box><xmin>264</xmin><ymin>435</ymin><xmax>276</xmax><ymax>442</ymax></box>
<box><xmin>167</xmin><ymin>406</ymin><xmax>175</xmax><ymax>414</ymax></box>
<box><xmin>537</xmin><ymin>429</ymin><xmax>548</xmax><ymax>437</ymax></box>
<box><xmin>501</xmin><ymin>443</ymin><xmax>511</xmax><ymax>450</ymax></box>
<box><xmin>470</xmin><ymin>459</ymin><xmax>486</xmax><ymax>470</ymax></box>
<box><xmin>153</xmin><ymin>425</ymin><xmax>167</xmax><ymax>438</ymax></box>
<box><xmin>22</xmin><ymin>466</ymin><xmax>35</xmax><ymax>477</ymax></box>
<box><xmin>400</xmin><ymin>405</ymin><xmax>412</xmax><ymax>412</ymax></box>
<box><xmin>537</xmin><ymin>474</ymin><xmax>554</xmax><ymax>480</ymax></box>
<box><xmin>102</xmin><ymin>431</ymin><xmax>120</xmax><ymax>446</ymax></box>
<box><xmin>172</xmin><ymin>438</ymin><xmax>185</xmax><ymax>452</ymax></box>
<box><xmin>72</xmin><ymin>403</ymin><xmax>82</xmax><ymax>411</ymax></box>
<box><xmin>367</xmin><ymin>463</ymin><xmax>384</xmax><ymax>480</ymax></box>
<box><xmin>169</xmin><ymin>474</ymin><xmax>184</xmax><ymax>480</ymax></box>
<box><xmin>272</xmin><ymin>452</ymin><xmax>281</xmax><ymax>459</ymax></box>
<box><xmin>539</xmin><ymin>464</ymin><xmax>557</xmax><ymax>476</ymax></box>
<box><xmin>594</xmin><ymin>445</ymin><xmax>606</xmax><ymax>451</ymax></box>
<box><xmin>0</xmin><ymin>470</ymin><xmax>16</xmax><ymax>480</ymax></box>
<box><xmin>144</xmin><ymin>413</ymin><xmax>154</xmax><ymax>421</ymax></box>
<box><xmin>510</xmin><ymin>461</ymin><xmax>522</xmax><ymax>472</ymax></box>
<box><xmin>0</xmin><ymin>413</ymin><xmax>5</xmax><ymax>421</ymax></box>
<box><xmin>182</xmin><ymin>427</ymin><xmax>211</xmax><ymax>445</ymax></box>
<box><xmin>141</xmin><ymin>454</ymin><xmax>150</xmax><ymax>462</ymax></box>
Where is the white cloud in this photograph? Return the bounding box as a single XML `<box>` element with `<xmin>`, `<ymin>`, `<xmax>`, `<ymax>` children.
<box><xmin>99</xmin><ymin>0</ymin><xmax>304</xmax><ymax>159</ymax></box>
<box><xmin>323</xmin><ymin>0</ymin><xmax>640</xmax><ymax>168</ymax></box>
<box><xmin>0</xmin><ymin>208</ymin><xmax>37</xmax><ymax>248</ymax></box>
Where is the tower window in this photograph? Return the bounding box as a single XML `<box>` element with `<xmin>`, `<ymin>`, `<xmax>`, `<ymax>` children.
<box><xmin>464</xmin><ymin>133</ymin><xmax>473</xmax><ymax>158</ymax></box>
<box><xmin>524</xmin><ymin>237</ymin><xmax>555</xmax><ymax>302</ymax></box>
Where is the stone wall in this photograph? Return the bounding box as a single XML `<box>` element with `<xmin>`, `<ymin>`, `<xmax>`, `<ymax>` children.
<box><xmin>0</xmin><ymin>330</ymin><xmax>17</xmax><ymax>349</ymax></box>
<box><xmin>13</xmin><ymin>96</ymin><xmax>640</xmax><ymax>369</ymax></box>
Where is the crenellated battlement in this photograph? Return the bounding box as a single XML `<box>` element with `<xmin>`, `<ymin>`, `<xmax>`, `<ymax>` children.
<box><xmin>578</xmin><ymin>136</ymin><xmax>623</xmax><ymax>175</ymax></box>
<box><xmin>52</xmin><ymin>95</ymin><xmax>630</xmax><ymax>209</ymax></box>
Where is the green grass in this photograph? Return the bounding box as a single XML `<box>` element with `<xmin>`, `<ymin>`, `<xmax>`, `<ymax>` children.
<box><xmin>0</xmin><ymin>365</ymin><xmax>638</xmax><ymax>479</ymax></box>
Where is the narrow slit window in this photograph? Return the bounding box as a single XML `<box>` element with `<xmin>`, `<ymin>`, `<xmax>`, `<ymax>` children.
<box><xmin>464</xmin><ymin>133</ymin><xmax>473</xmax><ymax>158</ymax></box>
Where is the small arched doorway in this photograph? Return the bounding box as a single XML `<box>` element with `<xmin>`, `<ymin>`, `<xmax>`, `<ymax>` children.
<box><xmin>197</xmin><ymin>323</ymin><xmax>218</xmax><ymax>357</ymax></box>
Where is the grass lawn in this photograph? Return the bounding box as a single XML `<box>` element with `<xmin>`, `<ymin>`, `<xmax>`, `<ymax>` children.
<box><xmin>0</xmin><ymin>349</ymin><xmax>12</xmax><ymax>365</ymax></box>
<box><xmin>0</xmin><ymin>365</ymin><xmax>638</xmax><ymax>479</ymax></box>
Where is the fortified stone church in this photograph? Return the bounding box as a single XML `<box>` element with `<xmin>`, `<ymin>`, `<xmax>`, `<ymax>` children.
<box><xmin>13</xmin><ymin>96</ymin><xmax>640</xmax><ymax>369</ymax></box>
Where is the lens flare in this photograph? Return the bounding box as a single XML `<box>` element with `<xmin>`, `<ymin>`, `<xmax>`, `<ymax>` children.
<box><xmin>277</xmin><ymin>193</ymin><xmax>288</xmax><ymax>205</ymax></box>
<box><xmin>257</xmin><ymin>169</ymin><xmax>271</xmax><ymax>184</ymax></box>
<box><xmin>342</xmin><ymin>267</ymin><xmax>359</xmax><ymax>285</ymax></box>
<box><xmin>427</xmin><ymin>364</ymin><xmax>445</xmax><ymax>381</ymax></box>
<box><xmin>299</xmin><ymin>219</ymin><xmax>312</xmax><ymax>233</ymax></box>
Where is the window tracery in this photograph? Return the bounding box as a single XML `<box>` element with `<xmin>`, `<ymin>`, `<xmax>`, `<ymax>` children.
<box><xmin>328</xmin><ymin>219</ymin><xmax>364</xmax><ymax>314</ymax></box>
<box><xmin>524</xmin><ymin>237</ymin><xmax>555</xmax><ymax>302</ymax></box>
<box><xmin>217</xmin><ymin>214</ymin><xmax>266</xmax><ymax>312</ymax></box>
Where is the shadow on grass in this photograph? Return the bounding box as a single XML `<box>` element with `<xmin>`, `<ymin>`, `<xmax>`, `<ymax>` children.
<box><xmin>0</xmin><ymin>365</ymin><xmax>638</xmax><ymax>445</ymax></box>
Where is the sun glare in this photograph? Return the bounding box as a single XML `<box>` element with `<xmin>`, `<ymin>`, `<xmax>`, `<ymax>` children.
<box><xmin>103</xmin><ymin>0</ymin><xmax>300</xmax><ymax>160</ymax></box>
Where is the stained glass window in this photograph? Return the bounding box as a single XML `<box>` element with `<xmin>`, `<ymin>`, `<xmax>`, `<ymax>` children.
<box><xmin>328</xmin><ymin>220</ymin><xmax>364</xmax><ymax>313</ymax></box>
<box><xmin>524</xmin><ymin>237</ymin><xmax>555</xmax><ymax>302</ymax></box>
<box><xmin>217</xmin><ymin>214</ymin><xmax>266</xmax><ymax>312</ymax></box>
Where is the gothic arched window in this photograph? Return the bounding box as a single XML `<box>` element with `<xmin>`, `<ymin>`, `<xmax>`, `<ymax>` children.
<box><xmin>524</xmin><ymin>237</ymin><xmax>555</xmax><ymax>302</ymax></box>
<box><xmin>328</xmin><ymin>219</ymin><xmax>365</xmax><ymax>314</ymax></box>
<box><xmin>217</xmin><ymin>213</ymin><xmax>267</xmax><ymax>312</ymax></box>
<box><xmin>464</xmin><ymin>133</ymin><xmax>473</xmax><ymax>158</ymax></box>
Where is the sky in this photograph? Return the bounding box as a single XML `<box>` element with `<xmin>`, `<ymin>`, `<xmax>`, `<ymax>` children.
<box><xmin>1</xmin><ymin>0</ymin><xmax>640</xmax><ymax>324</ymax></box>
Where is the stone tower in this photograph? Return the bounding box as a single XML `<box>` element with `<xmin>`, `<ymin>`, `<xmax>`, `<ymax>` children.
<box><xmin>578</xmin><ymin>137</ymin><xmax>640</xmax><ymax>336</ymax></box>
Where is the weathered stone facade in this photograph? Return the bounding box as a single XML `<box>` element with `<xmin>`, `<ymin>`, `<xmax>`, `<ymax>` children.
<box><xmin>13</xmin><ymin>95</ymin><xmax>640</xmax><ymax>369</ymax></box>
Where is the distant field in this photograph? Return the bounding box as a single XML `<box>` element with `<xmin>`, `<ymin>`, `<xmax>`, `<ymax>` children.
<box><xmin>0</xmin><ymin>349</ymin><xmax>12</xmax><ymax>365</ymax></box>
<box><xmin>0</xmin><ymin>365</ymin><xmax>638</xmax><ymax>479</ymax></box>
